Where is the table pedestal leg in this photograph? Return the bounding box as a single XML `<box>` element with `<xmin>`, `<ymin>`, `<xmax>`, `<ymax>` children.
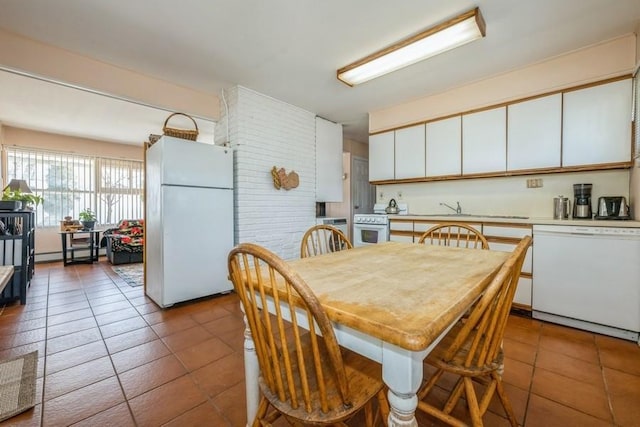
<box><xmin>382</xmin><ymin>343</ymin><xmax>426</xmax><ymax>427</ymax></box>
<box><xmin>388</xmin><ymin>391</ymin><xmax>419</xmax><ymax>427</ymax></box>
<box><xmin>242</xmin><ymin>304</ymin><xmax>259</xmax><ymax>427</ymax></box>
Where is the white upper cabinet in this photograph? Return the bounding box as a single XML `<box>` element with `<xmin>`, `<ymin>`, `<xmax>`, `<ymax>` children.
<box><xmin>369</xmin><ymin>131</ymin><xmax>395</xmax><ymax>181</ymax></box>
<box><xmin>395</xmin><ymin>124</ymin><xmax>425</xmax><ymax>179</ymax></box>
<box><xmin>562</xmin><ymin>79</ymin><xmax>633</xmax><ymax>166</ymax></box>
<box><xmin>315</xmin><ymin>117</ymin><xmax>343</xmax><ymax>202</ymax></box>
<box><xmin>462</xmin><ymin>107</ymin><xmax>507</xmax><ymax>174</ymax></box>
<box><xmin>426</xmin><ymin>116</ymin><xmax>461</xmax><ymax>177</ymax></box>
<box><xmin>507</xmin><ymin>94</ymin><xmax>562</xmax><ymax>170</ymax></box>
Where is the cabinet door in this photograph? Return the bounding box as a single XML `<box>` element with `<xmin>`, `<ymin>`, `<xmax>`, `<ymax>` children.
<box><xmin>426</xmin><ymin>116</ymin><xmax>461</xmax><ymax>177</ymax></box>
<box><xmin>508</xmin><ymin>94</ymin><xmax>562</xmax><ymax>170</ymax></box>
<box><xmin>462</xmin><ymin>107</ymin><xmax>507</xmax><ymax>174</ymax></box>
<box><xmin>369</xmin><ymin>131</ymin><xmax>395</xmax><ymax>181</ymax></box>
<box><xmin>315</xmin><ymin>117</ymin><xmax>343</xmax><ymax>202</ymax></box>
<box><xmin>395</xmin><ymin>124</ymin><xmax>425</xmax><ymax>179</ymax></box>
<box><xmin>562</xmin><ymin>79</ymin><xmax>633</xmax><ymax>166</ymax></box>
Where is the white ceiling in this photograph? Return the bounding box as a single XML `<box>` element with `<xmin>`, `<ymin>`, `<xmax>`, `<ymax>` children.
<box><xmin>0</xmin><ymin>0</ymin><xmax>639</xmax><ymax>145</ymax></box>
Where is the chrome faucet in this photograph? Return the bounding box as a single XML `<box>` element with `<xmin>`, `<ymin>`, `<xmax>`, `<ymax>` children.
<box><xmin>440</xmin><ymin>201</ymin><xmax>462</xmax><ymax>214</ymax></box>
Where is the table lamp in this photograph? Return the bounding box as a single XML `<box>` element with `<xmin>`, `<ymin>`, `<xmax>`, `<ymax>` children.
<box><xmin>3</xmin><ymin>179</ymin><xmax>33</xmax><ymax>193</ymax></box>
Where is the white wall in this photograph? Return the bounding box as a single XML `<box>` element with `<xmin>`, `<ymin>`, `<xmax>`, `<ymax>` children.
<box><xmin>216</xmin><ymin>86</ymin><xmax>316</xmax><ymax>260</ymax></box>
<box><xmin>380</xmin><ymin>170</ymin><xmax>630</xmax><ymax>218</ymax></box>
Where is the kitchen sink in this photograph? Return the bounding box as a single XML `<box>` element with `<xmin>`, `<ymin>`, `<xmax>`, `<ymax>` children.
<box><xmin>413</xmin><ymin>214</ymin><xmax>529</xmax><ymax>219</ymax></box>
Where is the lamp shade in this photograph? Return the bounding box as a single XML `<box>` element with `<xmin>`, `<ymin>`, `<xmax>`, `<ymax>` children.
<box><xmin>4</xmin><ymin>179</ymin><xmax>33</xmax><ymax>193</ymax></box>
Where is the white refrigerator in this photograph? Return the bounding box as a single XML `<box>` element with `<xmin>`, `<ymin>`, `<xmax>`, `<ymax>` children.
<box><xmin>145</xmin><ymin>136</ymin><xmax>234</xmax><ymax>307</ymax></box>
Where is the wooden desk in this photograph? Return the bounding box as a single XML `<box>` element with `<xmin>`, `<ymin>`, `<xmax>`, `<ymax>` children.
<box><xmin>242</xmin><ymin>242</ymin><xmax>510</xmax><ymax>427</ymax></box>
<box><xmin>59</xmin><ymin>230</ymin><xmax>102</xmax><ymax>266</ymax></box>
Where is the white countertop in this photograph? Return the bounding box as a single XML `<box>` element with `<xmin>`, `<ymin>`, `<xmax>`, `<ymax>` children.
<box><xmin>393</xmin><ymin>214</ymin><xmax>640</xmax><ymax>228</ymax></box>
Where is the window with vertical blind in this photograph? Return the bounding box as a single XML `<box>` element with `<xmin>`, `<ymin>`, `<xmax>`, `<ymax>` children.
<box><xmin>4</xmin><ymin>146</ymin><xmax>143</xmax><ymax>228</ymax></box>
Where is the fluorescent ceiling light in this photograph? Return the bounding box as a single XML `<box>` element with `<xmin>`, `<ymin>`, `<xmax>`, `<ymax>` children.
<box><xmin>337</xmin><ymin>7</ymin><xmax>486</xmax><ymax>86</ymax></box>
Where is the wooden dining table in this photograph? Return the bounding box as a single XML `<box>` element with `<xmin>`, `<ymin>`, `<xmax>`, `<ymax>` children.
<box><xmin>241</xmin><ymin>241</ymin><xmax>511</xmax><ymax>427</ymax></box>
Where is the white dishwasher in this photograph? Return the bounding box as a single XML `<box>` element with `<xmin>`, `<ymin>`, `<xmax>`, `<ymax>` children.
<box><xmin>532</xmin><ymin>224</ymin><xmax>640</xmax><ymax>342</ymax></box>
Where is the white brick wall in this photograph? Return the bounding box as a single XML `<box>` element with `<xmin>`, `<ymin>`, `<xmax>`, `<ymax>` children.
<box><xmin>216</xmin><ymin>86</ymin><xmax>317</xmax><ymax>260</ymax></box>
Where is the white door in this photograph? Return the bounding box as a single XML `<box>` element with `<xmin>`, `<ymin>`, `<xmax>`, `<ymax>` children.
<box><xmin>352</xmin><ymin>156</ymin><xmax>374</xmax><ymax>217</ymax></box>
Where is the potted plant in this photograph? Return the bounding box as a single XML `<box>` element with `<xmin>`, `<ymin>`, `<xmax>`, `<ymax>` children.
<box><xmin>79</xmin><ymin>209</ymin><xmax>97</xmax><ymax>230</ymax></box>
<box><xmin>1</xmin><ymin>189</ymin><xmax>44</xmax><ymax>210</ymax></box>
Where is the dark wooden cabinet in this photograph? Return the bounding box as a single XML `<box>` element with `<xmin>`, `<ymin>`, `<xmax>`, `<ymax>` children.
<box><xmin>0</xmin><ymin>210</ymin><xmax>35</xmax><ymax>305</ymax></box>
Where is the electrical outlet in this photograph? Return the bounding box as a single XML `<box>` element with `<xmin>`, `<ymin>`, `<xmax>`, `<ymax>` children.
<box><xmin>526</xmin><ymin>178</ymin><xmax>543</xmax><ymax>188</ymax></box>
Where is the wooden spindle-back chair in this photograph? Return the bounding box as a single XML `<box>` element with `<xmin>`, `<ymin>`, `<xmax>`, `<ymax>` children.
<box><xmin>417</xmin><ymin>235</ymin><xmax>532</xmax><ymax>427</ymax></box>
<box><xmin>228</xmin><ymin>243</ymin><xmax>388</xmax><ymax>426</ymax></box>
<box><xmin>300</xmin><ymin>224</ymin><xmax>353</xmax><ymax>258</ymax></box>
<box><xmin>418</xmin><ymin>223</ymin><xmax>490</xmax><ymax>250</ymax></box>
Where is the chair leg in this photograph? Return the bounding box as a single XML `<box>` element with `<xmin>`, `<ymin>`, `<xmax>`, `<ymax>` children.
<box><xmin>443</xmin><ymin>377</ymin><xmax>465</xmax><ymax>415</ymax></box>
<box><xmin>377</xmin><ymin>389</ymin><xmax>390</xmax><ymax>427</ymax></box>
<box><xmin>493</xmin><ymin>372</ymin><xmax>519</xmax><ymax>427</ymax></box>
<box><xmin>418</xmin><ymin>367</ymin><xmax>445</xmax><ymax>400</ymax></box>
<box><xmin>364</xmin><ymin>399</ymin><xmax>374</xmax><ymax>426</ymax></box>
<box><xmin>463</xmin><ymin>377</ymin><xmax>483</xmax><ymax>427</ymax></box>
<box><xmin>252</xmin><ymin>397</ymin><xmax>269</xmax><ymax>427</ymax></box>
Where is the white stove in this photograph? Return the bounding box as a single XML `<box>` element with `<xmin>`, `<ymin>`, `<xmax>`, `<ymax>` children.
<box><xmin>353</xmin><ymin>203</ymin><xmax>407</xmax><ymax>247</ymax></box>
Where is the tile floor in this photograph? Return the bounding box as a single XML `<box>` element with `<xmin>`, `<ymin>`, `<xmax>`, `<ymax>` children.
<box><xmin>0</xmin><ymin>260</ymin><xmax>638</xmax><ymax>426</ymax></box>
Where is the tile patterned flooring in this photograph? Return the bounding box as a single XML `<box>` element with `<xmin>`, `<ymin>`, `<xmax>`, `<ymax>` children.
<box><xmin>0</xmin><ymin>260</ymin><xmax>638</xmax><ymax>426</ymax></box>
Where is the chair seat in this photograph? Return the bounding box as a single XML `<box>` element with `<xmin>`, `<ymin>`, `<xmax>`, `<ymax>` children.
<box><xmin>426</xmin><ymin>323</ymin><xmax>503</xmax><ymax>376</ymax></box>
<box><xmin>260</xmin><ymin>333</ymin><xmax>384</xmax><ymax>424</ymax></box>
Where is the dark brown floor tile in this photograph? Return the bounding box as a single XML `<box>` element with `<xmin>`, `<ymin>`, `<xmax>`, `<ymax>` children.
<box><xmin>0</xmin><ymin>317</ymin><xmax>46</xmax><ymax>336</ymax></box>
<box><xmin>7</xmin><ymin>308</ymin><xmax>47</xmax><ymax>322</ymax></box>
<box><xmin>46</xmin><ymin>316</ymin><xmax>98</xmax><ymax>339</ymax></box>
<box><xmin>531</xmin><ymin>367</ymin><xmax>611</xmax><ymax>421</ymax></box>
<box><xmin>502</xmin><ymin>357</ymin><xmax>533</xmax><ymax>391</ymax></box>
<box><xmin>104</xmin><ymin>326</ymin><xmax>158</xmax><ymax>354</ymax></box>
<box><xmin>41</xmin><ymin>376</ymin><xmax>125</xmax><ymax>427</ymax></box>
<box><xmin>502</xmin><ymin>337</ymin><xmax>536</xmax><ymax>365</ymax></box>
<box><xmin>191</xmin><ymin>352</ymin><xmax>245</xmax><ymax>398</ymax></box>
<box><xmin>538</xmin><ymin>334</ymin><xmax>600</xmax><ymax>365</ymax></box>
<box><xmin>525</xmin><ymin>394</ymin><xmax>612</xmax><ymax>427</ymax></box>
<box><xmin>84</xmin><ymin>287</ymin><xmax>122</xmax><ymax>300</ymax></box>
<box><xmin>189</xmin><ymin>304</ymin><xmax>233</xmax><ymax>324</ymax></box>
<box><xmin>535</xmin><ymin>348</ymin><xmax>604</xmax><ymax>387</ymax></box>
<box><xmin>45</xmin><ymin>340</ymin><xmax>109</xmax><ymax>375</ymax></box>
<box><xmin>201</xmin><ymin>314</ymin><xmax>246</xmax><ymax>336</ymax></box>
<box><xmin>118</xmin><ymin>354</ymin><xmax>187</xmax><ymax>399</ymax></box>
<box><xmin>503</xmin><ymin>323</ymin><xmax>540</xmax><ymax>346</ymax></box>
<box><xmin>99</xmin><ymin>315</ymin><xmax>148</xmax><ymax>339</ymax></box>
<box><xmin>162</xmin><ymin>401</ymin><xmax>231</xmax><ymax>426</ymax></box>
<box><xmin>151</xmin><ymin>315</ymin><xmax>199</xmax><ymax>338</ymax></box>
<box><xmin>218</xmin><ymin>328</ymin><xmax>245</xmax><ymax>353</ymax></box>
<box><xmin>87</xmin><ymin>293</ymin><xmax>127</xmax><ymax>308</ymax></box>
<box><xmin>175</xmin><ymin>336</ymin><xmax>235</xmax><ymax>371</ymax></box>
<box><xmin>47</xmin><ymin>308</ymin><xmax>94</xmax><ymax>326</ymax></box>
<box><xmin>110</xmin><ymin>338</ymin><xmax>171</xmax><ymax>374</ymax></box>
<box><xmin>90</xmin><ymin>300</ymin><xmax>132</xmax><ymax>316</ymax></box>
<box><xmin>142</xmin><ymin>309</ymin><xmax>178</xmax><ymax>325</ymax></box>
<box><xmin>44</xmin><ymin>356</ymin><xmax>115</xmax><ymax>400</ymax></box>
<box><xmin>161</xmin><ymin>325</ymin><xmax>213</xmax><ymax>352</ymax></box>
<box><xmin>134</xmin><ymin>301</ymin><xmax>161</xmax><ymax>315</ymax></box>
<box><xmin>211</xmin><ymin>380</ymin><xmax>247</xmax><ymax>427</ymax></box>
<box><xmin>46</xmin><ymin>327</ymin><xmax>102</xmax><ymax>355</ymax></box>
<box><xmin>70</xmin><ymin>402</ymin><xmax>136</xmax><ymax>427</ymax></box>
<box><xmin>603</xmin><ymin>367</ymin><xmax>640</xmax><ymax>427</ymax></box>
<box><xmin>599</xmin><ymin>345</ymin><xmax>640</xmax><ymax>377</ymax></box>
<box><xmin>127</xmin><ymin>295</ymin><xmax>152</xmax><ymax>307</ymax></box>
<box><xmin>540</xmin><ymin>321</ymin><xmax>596</xmax><ymax>343</ymax></box>
<box><xmin>94</xmin><ymin>307</ymin><xmax>140</xmax><ymax>326</ymax></box>
<box><xmin>0</xmin><ymin>327</ymin><xmax>46</xmax><ymax>350</ymax></box>
<box><xmin>47</xmin><ymin>300</ymin><xmax>90</xmax><ymax>316</ymax></box>
<box><xmin>128</xmin><ymin>375</ymin><xmax>207</xmax><ymax>426</ymax></box>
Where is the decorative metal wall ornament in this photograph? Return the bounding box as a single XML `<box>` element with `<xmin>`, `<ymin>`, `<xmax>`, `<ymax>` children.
<box><xmin>271</xmin><ymin>166</ymin><xmax>299</xmax><ymax>190</ymax></box>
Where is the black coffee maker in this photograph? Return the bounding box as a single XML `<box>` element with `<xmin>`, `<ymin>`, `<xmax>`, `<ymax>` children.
<box><xmin>572</xmin><ymin>183</ymin><xmax>592</xmax><ymax>219</ymax></box>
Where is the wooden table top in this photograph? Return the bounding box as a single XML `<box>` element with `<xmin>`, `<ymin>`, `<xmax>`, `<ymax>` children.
<box><xmin>286</xmin><ymin>242</ymin><xmax>510</xmax><ymax>351</ymax></box>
